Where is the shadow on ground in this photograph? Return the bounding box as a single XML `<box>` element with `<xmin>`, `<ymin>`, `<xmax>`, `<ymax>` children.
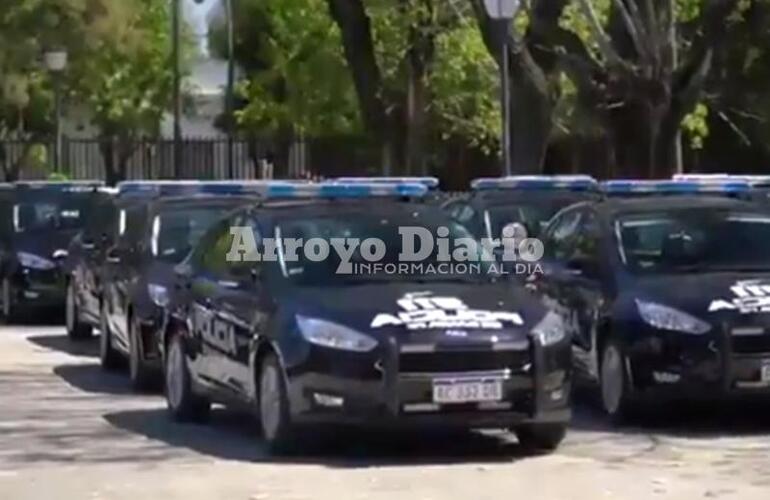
<box><xmin>570</xmin><ymin>395</ymin><xmax>770</xmax><ymax>439</ymax></box>
<box><xmin>104</xmin><ymin>407</ymin><xmax>533</xmax><ymax>467</ymax></box>
<box><xmin>53</xmin><ymin>363</ymin><xmax>134</xmax><ymax>396</ymax></box>
<box><xmin>27</xmin><ymin>334</ymin><xmax>100</xmax><ymax>358</ymax></box>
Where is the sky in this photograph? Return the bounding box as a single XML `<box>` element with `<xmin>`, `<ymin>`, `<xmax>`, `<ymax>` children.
<box><xmin>185</xmin><ymin>0</ymin><xmax>218</xmax><ymax>55</ymax></box>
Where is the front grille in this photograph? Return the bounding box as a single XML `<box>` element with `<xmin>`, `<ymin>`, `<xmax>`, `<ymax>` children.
<box><xmin>731</xmin><ymin>333</ymin><xmax>770</xmax><ymax>354</ymax></box>
<box><xmin>24</xmin><ymin>268</ymin><xmax>61</xmax><ymax>286</ymax></box>
<box><xmin>399</xmin><ymin>348</ymin><xmax>529</xmax><ymax>374</ymax></box>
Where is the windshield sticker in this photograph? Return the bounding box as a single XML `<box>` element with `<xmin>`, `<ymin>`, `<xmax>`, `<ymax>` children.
<box><xmin>371</xmin><ymin>292</ymin><xmax>523</xmax><ymax>330</ymax></box>
<box><xmin>709</xmin><ymin>280</ymin><xmax>770</xmax><ymax>313</ymax></box>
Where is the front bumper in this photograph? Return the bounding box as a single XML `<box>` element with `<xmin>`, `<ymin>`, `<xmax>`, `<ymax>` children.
<box><xmin>284</xmin><ymin>337</ymin><xmax>571</xmax><ymax>429</ymax></box>
<box><xmin>626</xmin><ymin>323</ymin><xmax>770</xmax><ymax>398</ymax></box>
<box><xmin>10</xmin><ymin>268</ymin><xmax>66</xmax><ymax>308</ymax></box>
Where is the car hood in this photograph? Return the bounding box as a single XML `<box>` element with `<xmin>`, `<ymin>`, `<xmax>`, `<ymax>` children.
<box><xmin>286</xmin><ymin>280</ymin><xmax>547</xmax><ymax>343</ymax></box>
<box><xmin>631</xmin><ymin>271</ymin><xmax>770</xmax><ymax>326</ymax></box>
<box><xmin>13</xmin><ymin>230</ymin><xmax>78</xmax><ymax>261</ymax></box>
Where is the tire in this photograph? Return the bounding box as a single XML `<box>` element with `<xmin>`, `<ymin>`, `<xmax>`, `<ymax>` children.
<box><xmin>515</xmin><ymin>423</ymin><xmax>567</xmax><ymax>452</ymax></box>
<box><xmin>128</xmin><ymin>314</ymin><xmax>154</xmax><ymax>391</ymax></box>
<box><xmin>258</xmin><ymin>353</ymin><xmax>297</xmax><ymax>454</ymax></box>
<box><xmin>2</xmin><ymin>278</ymin><xmax>18</xmax><ymax>324</ymax></box>
<box><xmin>99</xmin><ymin>301</ymin><xmax>121</xmax><ymax>370</ymax></box>
<box><xmin>66</xmin><ymin>279</ymin><xmax>93</xmax><ymax>340</ymax></box>
<box><xmin>165</xmin><ymin>333</ymin><xmax>210</xmax><ymax>422</ymax></box>
<box><xmin>600</xmin><ymin>338</ymin><xmax>635</xmax><ymax>423</ymax></box>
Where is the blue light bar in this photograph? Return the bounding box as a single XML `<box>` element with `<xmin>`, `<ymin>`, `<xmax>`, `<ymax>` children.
<box><xmin>471</xmin><ymin>175</ymin><xmax>598</xmax><ymax>192</ymax></box>
<box><xmin>264</xmin><ymin>181</ymin><xmax>428</xmax><ymax>199</ymax></box>
<box><xmin>15</xmin><ymin>180</ymin><xmax>104</xmax><ymax>192</ymax></box>
<box><xmin>335</xmin><ymin>177</ymin><xmax>440</xmax><ymax>189</ymax></box>
<box><xmin>117</xmin><ymin>181</ymin><xmax>271</xmax><ymax>197</ymax></box>
<box><xmin>602</xmin><ymin>180</ymin><xmax>751</xmax><ymax>196</ymax></box>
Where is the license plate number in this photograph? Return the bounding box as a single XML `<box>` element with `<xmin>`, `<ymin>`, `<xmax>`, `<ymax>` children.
<box><xmin>761</xmin><ymin>364</ymin><xmax>770</xmax><ymax>383</ymax></box>
<box><xmin>432</xmin><ymin>379</ymin><xmax>503</xmax><ymax>404</ymax></box>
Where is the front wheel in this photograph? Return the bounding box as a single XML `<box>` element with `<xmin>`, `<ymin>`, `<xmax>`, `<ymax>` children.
<box><xmin>99</xmin><ymin>301</ymin><xmax>121</xmax><ymax>370</ymax></box>
<box><xmin>66</xmin><ymin>279</ymin><xmax>92</xmax><ymax>340</ymax></box>
<box><xmin>165</xmin><ymin>334</ymin><xmax>210</xmax><ymax>422</ymax></box>
<box><xmin>515</xmin><ymin>423</ymin><xmax>567</xmax><ymax>452</ymax></box>
<box><xmin>600</xmin><ymin>339</ymin><xmax>635</xmax><ymax>422</ymax></box>
<box><xmin>258</xmin><ymin>354</ymin><xmax>297</xmax><ymax>454</ymax></box>
<box><xmin>129</xmin><ymin>315</ymin><xmax>154</xmax><ymax>391</ymax></box>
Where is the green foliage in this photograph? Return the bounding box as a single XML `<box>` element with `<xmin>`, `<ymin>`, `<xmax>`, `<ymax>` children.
<box><xmin>429</xmin><ymin>21</ymin><xmax>500</xmax><ymax>152</ymax></box>
<box><xmin>681</xmin><ymin>103</ymin><xmax>709</xmax><ymax>150</ymax></box>
<box><xmin>230</xmin><ymin>0</ymin><xmax>361</xmax><ymax>136</ymax></box>
<box><xmin>69</xmin><ymin>0</ymin><xmax>176</xmax><ymax>137</ymax></box>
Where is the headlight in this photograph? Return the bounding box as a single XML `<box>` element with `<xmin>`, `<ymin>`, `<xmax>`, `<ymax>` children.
<box><xmin>147</xmin><ymin>284</ymin><xmax>170</xmax><ymax>308</ymax></box>
<box><xmin>531</xmin><ymin>311</ymin><xmax>566</xmax><ymax>346</ymax></box>
<box><xmin>17</xmin><ymin>252</ymin><xmax>56</xmax><ymax>271</ymax></box>
<box><xmin>635</xmin><ymin>299</ymin><xmax>711</xmax><ymax>334</ymax></box>
<box><xmin>296</xmin><ymin>315</ymin><xmax>378</xmax><ymax>352</ymax></box>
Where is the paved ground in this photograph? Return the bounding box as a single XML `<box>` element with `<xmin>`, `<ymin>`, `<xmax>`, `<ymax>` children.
<box><xmin>2</xmin><ymin>325</ymin><xmax>770</xmax><ymax>499</ymax></box>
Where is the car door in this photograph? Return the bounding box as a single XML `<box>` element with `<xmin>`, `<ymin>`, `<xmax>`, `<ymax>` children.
<box><xmin>80</xmin><ymin>193</ymin><xmax>116</xmax><ymax>321</ymax></box>
<box><xmin>104</xmin><ymin>203</ymin><xmax>148</xmax><ymax>352</ymax></box>
<box><xmin>538</xmin><ymin>207</ymin><xmax>605</xmax><ymax>381</ymax></box>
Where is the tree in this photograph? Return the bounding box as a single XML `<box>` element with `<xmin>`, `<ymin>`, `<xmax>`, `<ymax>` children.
<box><xmin>470</xmin><ymin>0</ymin><xmax>742</xmax><ymax>177</ymax></box>
<box><xmin>69</xmin><ymin>0</ymin><xmax>177</xmax><ymax>184</ymax></box>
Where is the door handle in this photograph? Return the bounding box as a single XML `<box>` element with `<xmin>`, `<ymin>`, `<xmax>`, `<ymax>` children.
<box><xmin>106</xmin><ymin>255</ymin><xmax>121</xmax><ymax>264</ymax></box>
<box><xmin>82</xmin><ymin>242</ymin><xmax>96</xmax><ymax>251</ymax></box>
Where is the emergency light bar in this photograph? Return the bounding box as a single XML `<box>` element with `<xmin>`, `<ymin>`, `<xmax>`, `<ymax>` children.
<box><xmin>602</xmin><ymin>180</ymin><xmax>751</xmax><ymax>196</ymax></box>
<box><xmin>117</xmin><ymin>181</ymin><xmax>270</xmax><ymax>197</ymax></box>
<box><xmin>15</xmin><ymin>180</ymin><xmax>104</xmax><ymax>191</ymax></box>
<box><xmin>335</xmin><ymin>177</ymin><xmax>440</xmax><ymax>189</ymax></box>
<box><xmin>264</xmin><ymin>181</ymin><xmax>428</xmax><ymax>199</ymax></box>
<box><xmin>673</xmin><ymin>174</ymin><xmax>770</xmax><ymax>187</ymax></box>
<box><xmin>471</xmin><ymin>175</ymin><xmax>598</xmax><ymax>192</ymax></box>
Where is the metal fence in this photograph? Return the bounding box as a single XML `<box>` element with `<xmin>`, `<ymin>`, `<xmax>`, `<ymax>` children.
<box><xmin>0</xmin><ymin>136</ymin><xmax>385</xmax><ymax>182</ymax></box>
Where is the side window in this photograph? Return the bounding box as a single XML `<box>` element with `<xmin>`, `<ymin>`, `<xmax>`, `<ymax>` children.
<box><xmin>227</xmin><ymin>216</ymin><xmax>262</xmax><ymax>279</ymax></box>
<box><xmin>543</xmin><ymin>210</ymin><xmax>583</xmax><ymax>260</ymax></box>
<box><xmin>573</xmin><ymin>210</ymin><xmax>602</xmax><ymax>264</ymax></box>
<box><xmin>200</xmin><ymin>225</ymin><xmax>234</xmax><ymax>276</ymax></box>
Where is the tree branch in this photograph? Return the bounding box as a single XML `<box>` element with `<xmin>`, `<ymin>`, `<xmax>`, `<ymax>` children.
<box><xmin>610</xmin><ymin>0</ymin><xmax>650</xmax><ymax>61</ymax></box>
<box><xmin>576</xmin><ymin>0</ymin><xmax>634</xmax><ymax>71</ymax></box>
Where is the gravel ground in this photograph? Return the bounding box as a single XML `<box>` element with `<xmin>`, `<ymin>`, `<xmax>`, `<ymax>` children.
<box><xmin>2</xmin><ymin>325</ymin><xmax>770</xmax><ymax>500</ymax></box>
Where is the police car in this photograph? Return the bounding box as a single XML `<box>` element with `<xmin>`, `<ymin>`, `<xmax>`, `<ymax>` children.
<box><xmin>443</xmin><ymin>176</ymin><xmax>602</xmax><ymax>242</ymax></box>
<box><xmin>535</xmin><ymin>179</ymin><xmax>770</xmax><ymax>420</ymax></box>
<box><xmin>0</xmin><ymin>181</ymin><xmax>104</xmax><ymax>321</ymax></box>
<box><xmin>98</xmin><ymin>181</ymin><xmax>262</xmax><ymax>390</ymax></box>
<box><xmin>64</xmin><ymin>187</ymin><xmax>117</xmax><ymax>339</ymax></box>
<box><xmin>161</xmin><ymin>181</ymin><xmax>571</xmax><ymax>454</ymax></box>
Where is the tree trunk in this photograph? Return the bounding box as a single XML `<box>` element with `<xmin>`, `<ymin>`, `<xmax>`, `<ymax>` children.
<box><xmin>100</xmin><ymin>137</ymin><xmax>119</xmax><ymax>186</ymax></box>
<box><xmin>325</xmin><ymin>0</ymin><xmax>400</xmax><ymax>173</ymax></box>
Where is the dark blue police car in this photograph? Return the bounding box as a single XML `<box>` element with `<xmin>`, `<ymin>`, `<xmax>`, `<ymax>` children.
<box><xmin>0</xmin><ymin>181</ymin><xmax>104</xmax><ymax>322</ymax></box>
<box><xmin>535</xmin><ymin>179</ymin><xmax>770</xmax><ymax>420</ymax></box>
<box><xmin>98</xmin><ymin>181</ymin><xmax>263</xmax><ymax>390</ymax></box>
<box><xmin>443</xmin><ymin>176</ymin><xmax>601</xmax><ymax>241</ymax></box>
<box><xmin>161</xmin><ymin>181</ymin><xmax>571</xmax><ymax>453</ymax></box>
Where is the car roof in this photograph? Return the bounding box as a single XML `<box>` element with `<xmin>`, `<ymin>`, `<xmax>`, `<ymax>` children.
<box><xmin>469</xmin><ymin>190</ymin><xmax>601</xmax><ymax>206</ymax></box>
<box><xmin>255</xmin><ymin>198</ymin><xmax>436</xmax><ymax>219</ymax></box>
<box><xmin>595</xmin><ymin>195</ymin><xmax>762</xmax><ymax>216</ymax></box>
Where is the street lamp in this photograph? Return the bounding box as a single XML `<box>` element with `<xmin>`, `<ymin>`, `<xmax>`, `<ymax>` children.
<box><xmin>483</xmin><ymin>0</ymin><xmax>520</xmax><ymax>176</ymax></box>
<box><xmin>44</xmin><ymin>49</ymin><xmax>68</xmax><ymax>173</ymax></box>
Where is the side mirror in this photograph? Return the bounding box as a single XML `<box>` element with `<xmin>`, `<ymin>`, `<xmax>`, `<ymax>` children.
<box><xmin>501</xmin><ymin>222</ymin><xmax>528</xmax><ymax>241</ymax></box>
<box><xmin>566</xmin><ymin>256</ymin><xmax>597</xmax><ymax>277</ymax></box>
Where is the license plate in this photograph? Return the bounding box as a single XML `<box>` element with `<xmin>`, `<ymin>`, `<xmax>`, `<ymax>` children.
<box><xmin>762</xmin><ymin>364</ymin><xmax>770</xmax><ymax>383</ymax></box>
<box><xmin>432</xmin><ymin>379</ymin><xmax>503</xmax><ymax>404</ymax></box>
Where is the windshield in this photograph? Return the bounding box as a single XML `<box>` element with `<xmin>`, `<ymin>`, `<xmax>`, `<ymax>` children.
<box><xmin>617</xmin><ymin>209</ymin><xmax>770</xmax><ymax>274</ymax></box>
<box><xmin>154</xmin><ymin>206</ymin><xmax>231</xmax><ymax>263</ymax></box>
<box><xmin>13</xmin><ymin>193</ymin><xmax>92</xmax><ymax>232</ymax></box>
<box><xmin>487</xmin><ymin>204</ymin><xmax>555</xmax><ymax>238</ymax></box>
<box><xmin>275</xmin><ymin>209</ymin><xmax>493</xmax><ymax>286</ymax></box>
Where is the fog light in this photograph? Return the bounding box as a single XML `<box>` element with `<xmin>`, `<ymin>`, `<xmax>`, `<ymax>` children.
<box><xmin>313</xmin><ymin>393</ymin><xmax>343</xmax><ymax>408</ymax></box>
<box><xmin>549</xmin><ymin>389</ymin><xmax>564</xmax><ymax>401</ymax></box>
<box><xmin>653</xmin><ymin>371</ymin><xmax>680</xmax><ymax>384</ymax></box>
<box><xmin>543</xmin><ymin>370</ymin><xmax>565</xmax><ymax>391</ymax></box>
<box><xmin>23</xmin><ymin>290</ymin><xmax>40</xmax><ymax>299</ymax></box>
